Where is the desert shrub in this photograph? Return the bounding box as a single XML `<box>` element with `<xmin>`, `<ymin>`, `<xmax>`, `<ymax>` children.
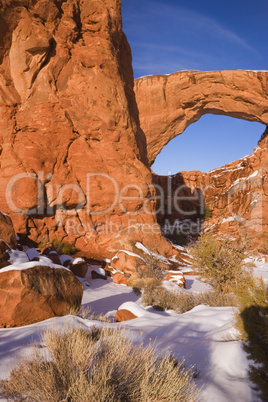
<box><xmin>142</xmin><ymin>285</ymin><xmax>179</xmax><ymax>311</ymax></box>
<box><xmin>142</xmin><ymin>285</ymin><xmax>237</xmax><ymax>313</ymax></box>
<box><xmin>197</xmin><ymin>290</ymin><xmax>237</xmax><ymax>308</ymax></box>
<box><xmin>140</xmin><ymin>262</ymin><xmax>166</xmax><ymax>281</ymax></box>
<box><xmin>192</xmin><ymin>234</ymin><xmax>247</xmax><ymax>293</ymax></box>
<box><xmin>38</xmin><ymin>238</ymin><xmax>77</xmax><ymax>255</ymax></box>
<box><xmin>0</xmin><ymin>325</ymin><xmax>198</xmax><ymax>402</ymax></box>
<box><xmin>137</xmin><ymin>253</ymin><xmax>167</xmax><ymax>281</ymax></box>
<box><xmin>127</xmin><ymin>276</ymin><xmax>161</xmax><ymax>295</ymax></box>
<box><xmin>127</xmin><ymin>252</ymin><xmax>167</xmax><ymax>295</ymax></box>
<box><xmin>77</xmin><ymin>306</ymin><xmax>113</xmax><ymax>322</ymax></box>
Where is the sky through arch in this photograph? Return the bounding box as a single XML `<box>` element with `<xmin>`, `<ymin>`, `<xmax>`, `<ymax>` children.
<box><xmin>151</xmin><ymin>115</ymin><xmax>265</xmax><ymax>174</ymax></box>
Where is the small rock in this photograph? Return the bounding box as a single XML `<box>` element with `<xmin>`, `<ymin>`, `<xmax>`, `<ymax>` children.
<box><xmin>91</xmin><ymin>268</ymin><xmax>107</xmax><ymax>280</ymax></box>
<box><xmin>115</xmin><ymin>309</ymin><xmax>137</xmax><ymax>322</ymax></box>
<box><xmin>70</xmin><ymin>258</ymin><xmax>88</xmax><ymax>278</ymax></box>
<box><xmin>48</xmin><ymin>251</ymin><xmax>61</xmax><ymax>265</ymax></box>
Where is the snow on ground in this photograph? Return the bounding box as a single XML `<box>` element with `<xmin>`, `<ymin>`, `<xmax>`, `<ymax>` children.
<box><xmin>185</xmin><ymin>275</ymin><xmax>213</xmax><ymax>292</ymax></box>
<box><xmin>1</xmin><ymin>262</ymin><xmax>267</xmax><ymax>401</ymax></box>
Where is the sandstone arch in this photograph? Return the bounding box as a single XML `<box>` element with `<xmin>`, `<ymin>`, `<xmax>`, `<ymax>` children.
<box><xmin>134</xmin><ymin>70</ymin><xmax>268</xmax><ymax>164</ymax></box>
<box><xmin>0</xmin><ymin>0</ymin><xmax>267</xmax><ymax>257</ymax></box>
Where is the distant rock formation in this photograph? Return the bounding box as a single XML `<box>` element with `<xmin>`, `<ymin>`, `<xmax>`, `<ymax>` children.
<box><xmin>153</xmin><ymin>134</ymin><xmax>267</xmax><ymax>252</ymax></box>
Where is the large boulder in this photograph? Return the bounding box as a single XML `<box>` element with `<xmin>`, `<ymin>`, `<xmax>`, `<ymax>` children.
<box><xmin>0</xmin><ymin>265</ymin><xmax>84</xmax><ymax>327</ymax></box>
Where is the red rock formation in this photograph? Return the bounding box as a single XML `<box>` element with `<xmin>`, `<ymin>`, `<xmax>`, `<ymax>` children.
<box><xmin>134</xmin><ymin>70</ymin><xmax>268</xmax><ymax>164</ymax></box>
<box><xmin>153</xmin><ymin>134</ymin><xmax>268</xmax><ymax>251</ymax></box>
<box><xmin>135</xmin><ymin>71</ymin><xmax>268</xmax><ymax>251</ymax></box>
<box><xmin>110</xmin><ymin>250</ymin><xmax>147</xmax><ymax>276</ymax></box>
<box><xmin>183</xmin><ymin>135</ymin><xmax>268</xmax><ymax>251</ymax></box>
<box><xmin>162</xmin><ymin>271</ymin><xmax>185</xmax><ymax>288</ymax></box>
<box><xmin>0</xmin><ymin>240</ymin><xmax>11</xmax><ymax>268</ymax></box>
<box><xmin>0</xmin><ymin>0</ymin><xmax>165</xmax><ymax>259</ymax></box>
<box><xmin>0</xmin><ymin>265</ymin><xmax>84</xmax><ymax>327</ymax></box>
<box><xmin>70</xmin><ymin>258</ymin><xmax>88</xmax><ymax>278</ymax></box>
<box><xmin>0</xmin><ymin>0</ymin><xmax>267</xmax><ymax>258</ymax></box>
<box><xmin>111</xmin><ymin>272</ymin><xmax>128</xmax><ymax>285</ymax></box>
<box><xmin>91</xmin><ymin>268</ymin><xmax>107</xmax><ymax>280</ymax></box>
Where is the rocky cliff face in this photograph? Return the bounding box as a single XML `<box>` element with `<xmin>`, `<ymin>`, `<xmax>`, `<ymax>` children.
<box><xmin>186</xmin><ymin>135</ymin><xmax>268</xmax><ymax>252</ymax></box>
<box><xmin>0</xmin><ymin>1</ymin><xmax>267</xmax><ymax>257</ymax></box>
<box><xmin>0</xmin><ymin>0</ymin><xmax>171</xmax><ymax>258</ymax></box>
<box><xmin>153</xmin><ymin>134</ymin><xmax>268</xmax><ymax>251</ymax></box>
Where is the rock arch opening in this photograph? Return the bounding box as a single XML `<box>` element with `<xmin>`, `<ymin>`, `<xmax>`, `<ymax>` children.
<box><xmin>152</xmin><ymin>114</ymin><xmax>266</xmax><ymax>175</ymax></box>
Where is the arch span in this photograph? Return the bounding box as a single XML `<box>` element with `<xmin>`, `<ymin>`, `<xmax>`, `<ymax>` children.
<box><xmin>134</xmin><ymin>70</ymin><xmax>268</xmax><ymax>165</ymax></box>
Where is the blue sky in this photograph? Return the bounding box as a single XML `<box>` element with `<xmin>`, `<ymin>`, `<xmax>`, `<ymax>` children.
<box><xmin>121</xmin><ymin>0</ymin><xmax>267</xmax><ymax>173</ymax></box>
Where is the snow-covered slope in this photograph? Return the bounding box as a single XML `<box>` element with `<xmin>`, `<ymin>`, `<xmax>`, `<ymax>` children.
<box><xmin>1</xmin><ymin>263</ymin><xmax>265</xmax><ymax>402</ymax></box>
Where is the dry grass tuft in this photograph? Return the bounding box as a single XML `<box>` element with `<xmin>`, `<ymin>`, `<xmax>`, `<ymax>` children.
<box><xmin>0</xmin><ymin>325</ymin><xmax>198</xmax><ymax>402</ymax></box>
<box><xmin>142</xmin><ymin>285</ymin><xmax>237</xmax><ymax>313</ymax></box>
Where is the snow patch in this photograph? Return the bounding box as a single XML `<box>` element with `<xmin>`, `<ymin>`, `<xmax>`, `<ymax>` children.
<box><xmin>221</xmin><ymin>216</ymin><xmax>235</xmax><ymax>223</ymax></box>
<box><xmin>72</xmin><ymin>257</ymin><xmax>86</xmax><ymax>265</ymax></box>
<box><xmin>0</xmin><ymin>260</ymin><xmax>69</xmax><ymax>273</ymax></box>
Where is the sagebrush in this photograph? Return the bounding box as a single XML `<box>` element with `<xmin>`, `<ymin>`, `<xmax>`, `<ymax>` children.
<box><xmin>0</xmin><ymin>325</ymin><xmax>198</xmax><ymax>402</ymax></box>
<box><xmin>142</xmin><ymin>284</ymin><xmax>237</xmax><ymax>313</ymax></box>
<box><xmin>191</xmin><ymin>234</ymin><xmax>249</xmax><ymax>293</ymax></box>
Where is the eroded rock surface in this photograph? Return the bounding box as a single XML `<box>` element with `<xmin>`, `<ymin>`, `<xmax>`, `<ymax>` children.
<box><xmin>153</xmin><ymin>135</ymin><xmax>268</xmax><ymax>251</ymax></box>
<box><xmin>0</xmin><ymin>0</ymin><xmax>164</xmax><ymax>259</ymax></box>
<box><xmin>182</xmin><ymin>135</ymin><xmax>268</xmax><ymax>251</ymax></box>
